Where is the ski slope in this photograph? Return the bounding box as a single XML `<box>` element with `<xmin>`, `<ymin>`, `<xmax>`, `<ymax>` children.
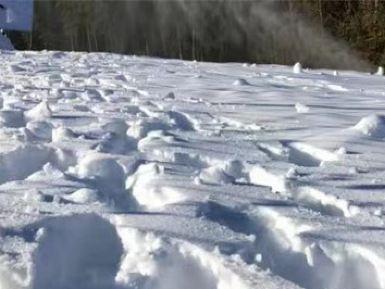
<box><xmin>0</xmin><ymin>50</ymin><xmax>385</xmax><ymax>289</ymax></box>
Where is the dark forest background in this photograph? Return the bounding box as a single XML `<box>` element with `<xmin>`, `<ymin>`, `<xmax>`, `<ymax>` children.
<box><xmin>7</xmin><ymin>0</ymin><xmax>385</xmax><ymax>71</ymax></box>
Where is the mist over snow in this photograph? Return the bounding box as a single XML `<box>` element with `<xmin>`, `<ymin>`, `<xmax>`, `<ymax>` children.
<box><xmin>30</xmin><ymin>0</ymin><xmax>373</xmax><ymax>71</ymax></box>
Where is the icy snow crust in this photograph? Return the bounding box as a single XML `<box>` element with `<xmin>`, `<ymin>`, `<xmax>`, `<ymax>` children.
<box><xmin>0</xmin><ymin>51</ymin><xmax>385</xmax><ymax>289</ymax></box>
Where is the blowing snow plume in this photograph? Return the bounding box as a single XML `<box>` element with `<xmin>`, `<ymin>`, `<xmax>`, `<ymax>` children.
<box><xmin>229</xmin><ymin>1</ymin><xmax>372</xmax><ymax>70</ymax></box>
<box><xmin>31</xmin><ymin>0</ymin><xmax>372</xmax><ymax>70</ymax></box>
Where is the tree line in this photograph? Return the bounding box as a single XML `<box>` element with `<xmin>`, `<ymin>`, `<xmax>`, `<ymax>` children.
<box><xmin>8</xmin><ymin>0</ymin><xmax>385</xmax><ymax>70</ymax></box>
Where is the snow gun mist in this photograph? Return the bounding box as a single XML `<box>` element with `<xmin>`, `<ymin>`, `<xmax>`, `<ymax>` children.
<box><xmin>31</xmin><ymin>0</ymin><xmax>372</xmax><ymax>71</ymax></box>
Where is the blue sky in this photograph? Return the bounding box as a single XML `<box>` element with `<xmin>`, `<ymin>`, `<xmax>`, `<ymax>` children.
<box><xmin>0</xmin><ymin>0</ymin><xmax>33</xmax><ymax>31</ymax></box>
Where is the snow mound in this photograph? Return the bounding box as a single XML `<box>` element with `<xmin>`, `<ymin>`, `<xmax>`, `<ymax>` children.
<box><xmin>33</xmin><ymin>214</ymin><xmax>123</xmax><ymax>289</ymax></box>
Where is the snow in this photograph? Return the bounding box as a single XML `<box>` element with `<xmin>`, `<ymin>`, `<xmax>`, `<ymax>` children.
<box><xmin>353</xmin><ymin>114</ymin><xmax>385</xmax><ymax>138</ymax></box>
<box><xmin>377</xmin><ymin>66</ymin><xmax>384</xmax><ymax>76</ymax></box>
<box><xmin>0</xmin><ymin>51</ymin><xmax>385</xmax><ymax>289</ymax></box>
<box><xmin>295</xmin><ymin>102</ymin><xmax>310</xmax><ymax>113</ymax></box>
<box><xmin>293</xmin><ymin>62</ymin><xmax>303</xmax><ymax>74</ymax></box>
<box><xmin>24</xmin><ymin>101</ymin><xmax>52</xmax><ymax>122</ymax></box>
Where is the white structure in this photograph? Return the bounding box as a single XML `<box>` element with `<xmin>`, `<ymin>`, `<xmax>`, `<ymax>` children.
<box><xmin>0</xmin><ymin>33</ymin><xmax>13</xmax><ymax>49</ymax></box>
<box><xmin>0</xmin><ymin>0</ymin><xmax>33</xmax><ymax>31</ymax></box>
<box><xmin>376</xmin><ymin>66</ymin><xmax>384</xmax><ymax>76</ymax></box>
<box><xmin>293</xmin><ymin>62</ymin><xmax>303</xmax><ymax>74</ymax></box>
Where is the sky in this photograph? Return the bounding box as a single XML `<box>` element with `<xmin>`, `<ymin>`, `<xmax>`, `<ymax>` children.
<box><xmin>0</xmin><ymin>0</ymin><xmax>33</xmax><ymax>31</ymax></box>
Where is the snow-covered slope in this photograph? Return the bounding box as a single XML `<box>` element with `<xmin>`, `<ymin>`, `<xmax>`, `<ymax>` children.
<box><xmin>0</xmin><ymin>50</ymin><xmax>385</xmax><ymax>289</ymax></box>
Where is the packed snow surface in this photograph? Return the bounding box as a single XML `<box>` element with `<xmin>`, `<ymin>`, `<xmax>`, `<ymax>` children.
<box><xmin>1</xmin><ymin>51</ymin><xmax>385</xmax><ymax>289</ymax></box>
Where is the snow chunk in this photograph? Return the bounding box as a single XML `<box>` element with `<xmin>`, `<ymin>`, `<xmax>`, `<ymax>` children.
<box><xmin>126</xmin><ymin>163</ymin><xmax>186</xmax><ymax>208</ymax></box>
<box><xmin>26</xmin><ymin>121</ymin><xmax>52</xmax><ymax>140</ymax></box>
<box><xmin>8</xmin><ymin>64</ymin><xmax>26</xmax><ymax>73</ymax></box>
<box><xmin>223</xmin><ymin>160</ymin><xmax>245</xmax><ymax>180</ymax></box>
<box><xmin>233</xmin><ymin>78</ymin><xmax>250</xmax><ymax>86</ymax></box>
<box><xmin>51</xmin><ymin>126</ymin><xmax>75</xmax><ymax>142</ymax></box>
<box><xmin>128</xmin><ymin>118</ymin><xmax>173</xmax><ymax>139</ymax></box>
<box><xmin>24</xmin><ymin>101</ymin><xmax>52</xmax><ymax>122</ymax></box>
<box><xmin>295</xmin><ymin>103</ymin><xmax>310</xmax><ymax>113</ymax></box>
<box><xmin>0</xmin><ymin>110</ymin><xmax>24</xmax><ymax>128</ymax></box>
<box><xmin>249</xmin><ymin>166</ymin><xmax>288</xmax><ymax>193</ymax></box>
<box><xmin>199</xmin><ymin>165</ymin><xmax>233</xmax><ymax>185</ymax></box>
<box><xmin>77</xmin><ymin>153</ymin><xmax>125</xmax><ymax>188</ymax></box>
<box><xmin>64</xmin><ymin>188</ymin><xmax>99</xmax><ymax>204</ymax></box>
<box><xmin>115</xmin><ymin>228</ymin><xmax>252</xmax><ymax>289</ymax></box>
<box><xmin>163</xmin><ymin>91</ymin><xmax>176</xmax><ymax>101</ymax></box>
<box><xmin>99</xmin><ymin>118</ymin><xmax>128</xmax><ymax>136</ymax></box>
<box><xmin>27</xmin><ymin>163</ymin><xmax>64</xmax><ymax>181</ymax></box>
<box><xmin>198</xmin><ymin>159</ymin><xmax>245</xmax><ymax>186</ymax></box>
<box><xmin>288</xmin><ymin>142</ymin><xmax>339</xmax><ymax>165</ymax></box>
<box><xmin>293</xmin><ymin>62</ymin><xmax>302</xmax><ymax>74</ymax></box>
<box><xmin>376</xmin><ymin>66</ymin><xmax>384</xmax><ymax>76</ymax></box>
<box><xmin>353</xmin><ymin>114</ymin><xmax>385</xmax><ymax>138</ymax></box>
<box><xmin>296</xmin><ymin>186</ymin><xmax>357</xmax><ymax>218</ymax></box>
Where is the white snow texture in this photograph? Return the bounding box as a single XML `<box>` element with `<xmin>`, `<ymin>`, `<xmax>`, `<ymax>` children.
<box><xmin>0</xmin><ymin>51</ymin><xmax>384</xmax><ymax>289</ymax></box>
